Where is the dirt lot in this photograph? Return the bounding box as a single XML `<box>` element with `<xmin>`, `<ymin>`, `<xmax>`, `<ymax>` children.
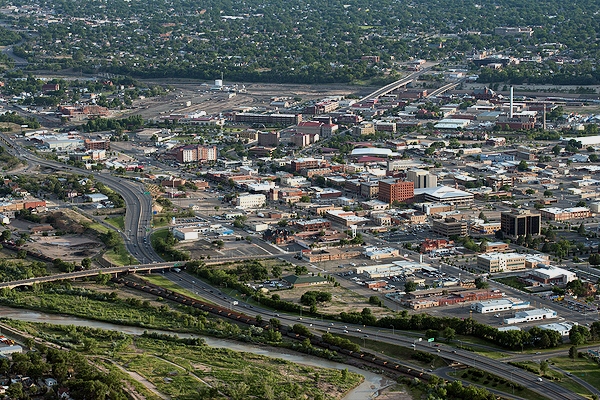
<box><xmin>11</xmin><ymin>209</ymin><xmax>105</xmax><ymax>263</ymax></box>
<box><xmin>274</xmin><ymin>283</ymin><xmax>393</xmax><ymax>318</ymax></box>
<box><xmin>24</xmin><ymin>234</ymin><xmax>103</xmax><ymax>262</ymax></box>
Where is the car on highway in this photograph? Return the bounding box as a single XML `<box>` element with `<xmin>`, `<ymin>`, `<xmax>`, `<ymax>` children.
<box><xmin>343</xmin><ymin>330</ymin><xmax>349</xmax><ymax>333</ymax></box>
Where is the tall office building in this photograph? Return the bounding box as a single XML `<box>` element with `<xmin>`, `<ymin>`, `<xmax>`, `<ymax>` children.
<box><xmin>407</xmin><ymin>169</ymin><xmax>437</xmax><ymax>189</ymax></box>
<box><xmin>500</xmin><ymin>209</ymin><xmax>541</xmax><ymax>238</ymax></box>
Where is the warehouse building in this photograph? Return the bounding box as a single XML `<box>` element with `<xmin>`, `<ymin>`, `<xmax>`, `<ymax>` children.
<box><xmin>503</xmin><ymin>308</ymin><xmax>557</xmax><ymax>325</ymax></box>
<box><xmin>471</xmin><ymin>298</ymin><xmax>530</xmax><ymax>314</ymax></box>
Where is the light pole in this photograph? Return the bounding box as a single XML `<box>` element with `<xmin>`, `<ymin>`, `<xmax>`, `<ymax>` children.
<box><xmin>390</xmin><ymin>325</ymin><xmax>395</xmax><ymax>336</ymax></box>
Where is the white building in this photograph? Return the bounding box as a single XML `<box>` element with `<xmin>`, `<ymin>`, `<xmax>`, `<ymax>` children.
<box><xmin>407</xmin><ymin>169</ymin><xmax>438</xmax><ymax>189</ymax></box>
<box><xmin>0</xmin><ymin>344</ymin><xmax>22</xmax><ymax>355</ymax></box>
<box><xmin>477</xmin><ymin>252</ymin><xmax>526</xmax><ymax>273</ymax></box>
<box><xmin>414</xmin><ymin>186</ymin><xmax>474</xmax><ymax>206</ymax></box>
<box><xmin>528</xmin><ymin>266</ymin><xmax>577</xmax><ymax>285</ymax></box>
<box><xmin>539</xmin><ymin>322</ymin><xmax>573</xmax><ymax>337</ymax></box>
<box><xmin>172</xmin><ymin>226</ymin><xmax>203</xmax><ymax>241</ymax></box>
<box><xmin>236</xmin><ymin>193</ymin><xmax>266</xmax><ymax>209</ymax></box>
<box><xmin>355</xmin><ymin>261</ymin><xmax>429</xmax><ymax>278</ymax></box>
<box><xmin>498</xmin><ymin>326</ymin><xmax>521</xmax><ymax>332</ymax></box>
<box><xmin>503</xmin><ymin>308</ymin><xmax>557</xmax><ymax>325</ymax></box>
<box><xmin>85</xmin><ymin>193</ymin><xmax>109</xmax><ymax>203</ymax></box>
<box><xmin>363</xmin><ymin>247</ymin><xmax>400</xmax><ymax>260</ymax></box>
<box><xmin>0</xmin><ymin>213</ymin><xmax>9</xmax><ymax>225</ymax></box>
<box><xmin>471</xmin><ymin>298</ymin><xmax>530</xmax><ymax>313</ymax></box>
<box><xmin>280</xmin><ymin>175</ymin><xmax>309</xmax><ymax>187</ymax></box>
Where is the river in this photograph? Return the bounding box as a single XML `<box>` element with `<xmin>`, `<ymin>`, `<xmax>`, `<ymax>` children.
<box><xmin>0</xmin><ymin>306</ymin><xmax>391</xmax><ymax>399</ymax></box>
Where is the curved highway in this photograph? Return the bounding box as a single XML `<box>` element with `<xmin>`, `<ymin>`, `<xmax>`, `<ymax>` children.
<box><xmin>0</xmin><ymin>133</ymin><xmax>162</xmax><ymax>263</ymax></box>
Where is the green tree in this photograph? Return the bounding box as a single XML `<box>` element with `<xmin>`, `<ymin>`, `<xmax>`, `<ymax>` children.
<box><xmin>404</xmin><ymin>281</ymin><xmax>417</xmax><ymax>293</ymax></box>
<box><xmin>271</xmin><ymin>265</ymin><xmax>282</xmax><ymax>278</ymax></box>
<box><xmin>442</xmin><ymin>327</ymin><xmax>456</xmax><ymax>343</ymax></box>
<box><xmin>540</xmin><ymin>360</ymin><xmax>549</xmax><ymax>374</ymax></box>
<box><xmin>517</xmin><ymin>160</ymin><xmax>528</xmax><ymax>171</ymax></box>
<box><xmin>569</xmin><ymin>345</ymin><xmax>577</xmax><ymax>359</ymax></box>
<box><xmin>6</xmin><ymin>382</ymin><xmax>23</xmax><ymax>400</ymax></box>
<box><xmin>295</xmin><ymin>265</ymin><xmax>308</xmax><ymax>275</ymax></box>
<box><xmin>82</xmin><ymin>257</ymin><xmax>92</xmax><ymax>269</ymax></box>
<box><xmin>1</xmin><ymin>230</ymin><xmax>11</xmax><ymax>241</ymax></box>
<box><xmin>474</xmin><ymin>277</ymin><xmax>489</xmax><ymax>289</ymax></box>
<box><xmin>552</xmin><ymin>145</ymin><xmax>562</xmax><ymax>156</ymax></box>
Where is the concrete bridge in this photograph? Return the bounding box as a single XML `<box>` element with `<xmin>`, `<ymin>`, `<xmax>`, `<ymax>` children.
<box><xmin>0</xmin><ymin>263</ymin><xmax>177</xmax><ymax>290</ymax></box>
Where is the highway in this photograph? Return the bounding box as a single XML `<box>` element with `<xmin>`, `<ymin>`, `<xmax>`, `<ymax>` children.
<box><xmin>426</xmin><ymin>78</ymin><xmax>467</xmax><ymax>98</ymax></box>
<box><xmin>0</xmin><ymin>264</ymin><xmax>173</xmax><ymax>289</ymax></box>
<box><xmin>357</xmin><ymin>67</ymin><xmax>432</xmax><ymax>103</ymax></box>
<box><xmin>0</xmin><ymin>105</ymin><xmax>589</xmax><ymax>400</ymax></box>
<box><xmin>163</xmin><ymin>270</ymin><xmax>584</xmax><ymax>400</ymax></box>
<box><xmin>0</xmin><ymin>133</ymin><xmax>161</xmax><ymax>264</ymax></box>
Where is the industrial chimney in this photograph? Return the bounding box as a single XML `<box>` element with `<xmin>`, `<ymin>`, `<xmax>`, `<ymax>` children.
<box><xmin>509</xmin><ymin>86</ymin><xmax>514</xmax><ymax>118</ymax></box>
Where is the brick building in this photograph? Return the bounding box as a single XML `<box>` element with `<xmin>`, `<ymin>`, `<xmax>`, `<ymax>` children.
<box><xmin>84</xmin><ymin>139</ymin><xmax>110</xmax><ymax>151</ymax></box>
<box><xmin>173</xmin><ymin>145</ymin><xmax>218</xmax><ymax>163</ymax></box>
<box><xmin>378</xmin><ymin>179</ymin><xmax>414</xmax><ymax>204</ymax></box>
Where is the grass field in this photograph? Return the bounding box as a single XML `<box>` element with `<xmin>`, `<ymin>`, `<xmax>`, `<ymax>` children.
<box><xmin>340</xmin><ymin>335</ymin><xmax>446</xmax><ymax>369</ymax></box>
<box><xmin>142</xmin><ymin>275</ymin><xmax>218</xmax><ymax>305</ymax></box>
<box><xmin>104</xmin><ymin>244</ymin><xmax>136</xmax><ymax>266</ymax></box>
<box><xmin>105</xmin><ymin>216</ymin><xmax>125</xmax><ymax>230</ymax></box>
<box><xmin>493</xmin><ymin>276</ymin><xmax>529</xmax><ymax>292</ymax></box>
<box><xmin>509</xmin><ymin>359</ymin><xmax>594</xmax><ymax>399</ymax></box>
<box><xmin>451</xmin><ymin>368</ymin><xmax>541</xmax><ymax>400</ymax></box>
<box><xmin>549</xmin><ymin>356</ymin><xmax>600</xmax><ymax>399</ymax></box>
<box><xmin>4</xmin><ymin>319</ymin><xmax>364</xmax><ymax>400</ymax></box>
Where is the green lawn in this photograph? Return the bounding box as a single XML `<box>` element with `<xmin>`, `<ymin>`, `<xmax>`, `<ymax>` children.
<box><xmin>105</xmin><ymin>216</ymin><xmax>125</xmax><ymax>230</ymax></box>
<box><xmin>510</xmin><ymin>360</ymin><xmax>594</xmax><ymax>399</ymax></box>
<box><xmin>492</xmin><ymin>276</ymin><xmax>529</xmax><ymax>292</ymax></box>
<box><xmin>549</xmin><ymin>356</ymin><xmax>600</xmax><ymax>399</ymax></box>
<box><xmin>340</xmin><ymin>335</ymin><xmax>446</xmax><ymax>369</ymax></box>
<box><xmin>151</xmin><ymin>228</ymin><xmax>171</xmax><ymax>241</ymax></box>
<box><xmin>3</xmin><ymin>320</ymin><xmax>364</xmax><ymax>400</ymax></box>
<box><xmin>87</xmin><ymin>222</ymin><xmax>111</xmax><ymax>234</ymax></box>
<box><xmin>104</xmin><ymin>243</ymin><xmax>137</xmax><ymax>266</ymax></box>
<box><xmin>152</xmin><ymin>216</ymin><xmax>170</xmax><ymax>228</ymax></box>
<box><xmin>141</xmin><ymin>275</ymin><xmax>218</xmax><ymax>305</ymax></box>
<box><xmin>450</xmin><ymin>368</ymin><xmax>541</xmax><ymax>400</ymax></box>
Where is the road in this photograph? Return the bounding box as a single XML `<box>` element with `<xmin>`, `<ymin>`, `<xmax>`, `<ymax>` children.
<box><xmin>163</xmin><ymin>271</ymin><xmax>584</xmax><ymax>400</ymax></box>
<box><xmin>358</xmin><ymin>67</ymin><xmax>432</xmax><ymax>103</ymax></box>
<box><xmin>0</xmin><ymin>132</ymin><xmax>161</xmax><ymax>263</ymax></box>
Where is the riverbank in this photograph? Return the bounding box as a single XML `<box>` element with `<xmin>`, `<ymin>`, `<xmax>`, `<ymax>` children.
<box><xmin>0</xmin><ymin>306</ymin><xmax>397</xmax><ymax>399</ymax></box>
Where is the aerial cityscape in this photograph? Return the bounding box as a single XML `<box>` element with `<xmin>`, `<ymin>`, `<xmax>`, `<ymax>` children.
<box><xmin>0</xmin><ymin>0</ymin><xmax>599</xmax><ymax>399</ymax></box>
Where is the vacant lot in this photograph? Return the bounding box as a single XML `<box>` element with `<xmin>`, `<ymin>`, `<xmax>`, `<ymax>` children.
<box><xmin>275</xmin><ymin>283</ymin><xmax>393</xmax><ymax>318</ymax></box>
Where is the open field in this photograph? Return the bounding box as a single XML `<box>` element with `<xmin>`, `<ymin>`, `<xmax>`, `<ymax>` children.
<box><xmin>549</xmin><ymin>356</ymin><xmax>600</xmax><ymax>399</ymax></box>
<box><xmin>450</xmin><ymin>367</ymin><xmax>540</xmax><ymax>400</ymax></box>
<box><xmin>3</xmin><ymin>319</ymin><xmax>364</xmax><ymax>400</ymax></box>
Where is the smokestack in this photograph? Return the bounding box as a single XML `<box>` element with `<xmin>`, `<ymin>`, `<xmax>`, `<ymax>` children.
<box><xmin>543</xmin><ymin>104</ymin><xmax>547</xmax><ymax>131</ymax></box>
<box><xmin>509</xmin><ymin>86</ymin><xmax>514</xmax><ymax>118</ymax></box>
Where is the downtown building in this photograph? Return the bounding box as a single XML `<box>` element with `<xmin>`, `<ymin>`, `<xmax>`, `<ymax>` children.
<box><xmin>500</xmin><ymin>209</ymin><xmax>541</xmax><ymax>239</ymax></box>
<box><xmin>378</xmin><ymin>179</ymin><xmax>414</xmax><ymax>204</ymax></box>
<box><xmin>173</xmin><ymin>145</ymin><xmax>218</xmax><ymax>163</ymax></box>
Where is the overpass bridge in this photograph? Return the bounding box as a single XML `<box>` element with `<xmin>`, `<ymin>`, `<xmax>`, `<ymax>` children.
<box><xmin>0</xmin><ymin>253</ymin><xmax>285</xmax><ymax>289</ymax></box>
<box><xmin>0</xmin><ymin>263</ymin><xmax>177</xmax><ymax>289</ymax></box>
<box><xmin>358</xmin><ymin>67</ymin><xmax>432</xmax><ymax>103</ymax></box>
<box><xmin>425</xmin><ymin>78</ymin><xmax>467</xmax><ymax>98</ymax></box>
